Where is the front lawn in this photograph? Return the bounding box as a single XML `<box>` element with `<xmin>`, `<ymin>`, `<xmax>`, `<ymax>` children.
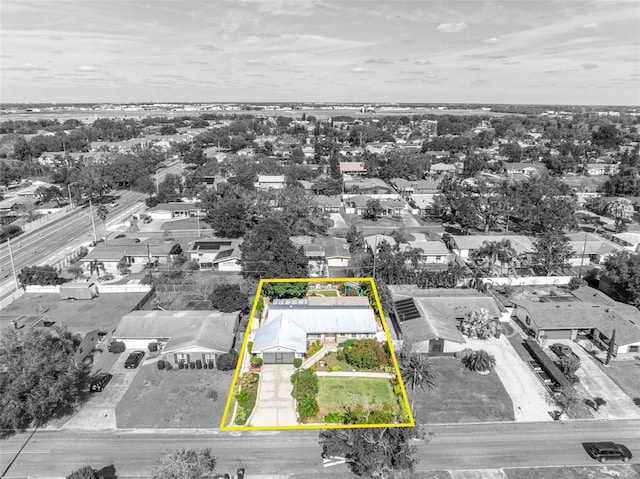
<box><xmin>593</xmin><ymin>356</ymin><xmax>640</xmax><ymax>401</ymax></box>
<box><xmin>115</xmin><ymin>365</ymin><xmax>233</xmax><ymax>428</ymax></box>
<box><xmin>316</xmin><ymin>376</ymin><xmax>400</xmax><ymax>418</ymax></box>
<box><xmin>410</xmin><ymin>357</ymin><xmax>514</xmax><ymax>424</ymax></box>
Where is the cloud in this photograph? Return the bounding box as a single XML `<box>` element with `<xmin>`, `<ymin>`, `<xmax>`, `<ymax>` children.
<box><xmin>436</xmin><ymin>22</ymin><xmax>467</xmax><ymax>33</ymax></box>
<box><xmin>197</xmin><ymin>44</ymin><xmax>220</xmax><ymax>51</ymax></box>
<box><xmin>464</xmin><ymin>65</ymin><xmax>481</xmax><ymax>71</ymax></box>
<box><xmin>484</xmin><ymin>37</ymin><xmax>501</xmax><ymax>44</ymax></box>
<box><xmin>582</xmin><ymin>22</ymin><xmax>599</xmax><ymax>29</ymax></box>
<box><xmin>3</xmin><ymin>62</ymin><xmax>48</xmax><ymax>71</ymax></box>
<box><xmin>245</xmin><ymin>59</ymin><xmax>271</xmax><ymax>66</ymax></box>
<box><xmin>76</xmin><ymin>65</ymin><xmax>100</xmax><ymax>72</ymax></box>
<box><xmin>581</xmin><ymin>62</ymin><xmax>598</xmax><ymax>69</ymax></box>
<box><xmin>365</xmin><ymin>58</ymin><xmax>393</xmax><ymax>64</ymax></box>
<box><xmin>349</xmin><ymin>66</ymin><xmax>367</xmax><ymax>73</ymax></box>
<box><xmin>413</xmin><ymin>60</ymin><xmax>433</xmax><ymax>65</ymax></box>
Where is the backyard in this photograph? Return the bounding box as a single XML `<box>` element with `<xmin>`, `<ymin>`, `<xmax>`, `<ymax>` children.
<box><xmin>316</xmin><ymin>376</ymin><xmax>400</xmax><ymax>419</ymax></box>
<box><xmin>410</xmin><ymin>356</ymin><xmax>514</xmax><ymax>424</ymax></box>
<box><xmin>115</xmin><ymin>364</ymin><xmax>233</xmax><ymax>428</ymax></box>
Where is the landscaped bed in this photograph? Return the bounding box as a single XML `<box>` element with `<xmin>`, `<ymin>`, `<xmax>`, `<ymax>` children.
<box><xmin>316</xmin><ymin>376</ymin><xmax>401</xmax><ymax>419</ymax></box>
<box><xmin>411</xmin><ymin>356</ymin><xmax>514</xmax><ymax>424</ymax></box>
<box><xmin>115</xmin><ymin>364</ymin><xmax>233</xmax><ymax>428</ymax></box>
<box><xmin>232</xmin><ymin>372</ymin><xmax>260</xmax><ymax>426</ymax></box>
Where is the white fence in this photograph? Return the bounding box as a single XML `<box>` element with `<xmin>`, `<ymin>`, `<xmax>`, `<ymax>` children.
<box><xmin>22</xmin><ymin>208</ymin><xmax>69</xmax><ymax>232</ymax></box>
<box><xmin>0</xmin><ymin>288</ymin><xmax>25</xmax><ymax>310</ymax></box>
<box><xmin>482</xmin><ymin>276</ymin><xmax>573</xmax><ymax>287</ymax></box>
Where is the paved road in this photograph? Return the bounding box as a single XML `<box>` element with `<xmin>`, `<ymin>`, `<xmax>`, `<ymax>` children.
<box><xmin>2</xmin><ymin>420</ymin><xmax>639</xmax><ymax>477</ymax></box>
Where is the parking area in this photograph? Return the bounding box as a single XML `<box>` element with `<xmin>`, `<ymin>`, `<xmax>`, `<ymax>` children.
<box><xmin>551</xmin><ymin>340</ymin><xmax>640</xmax><ymax>420</ymax></box>
<box><xmin>62</xmin><ymin>351</ymin><xmax>146</xmax><ymax>429</ymax></box>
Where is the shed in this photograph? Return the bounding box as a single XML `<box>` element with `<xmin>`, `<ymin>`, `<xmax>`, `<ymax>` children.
<box><xmin>60</xmin><ymin>282</ymin><xmax>99</xmax><ymax>300</ymax></box>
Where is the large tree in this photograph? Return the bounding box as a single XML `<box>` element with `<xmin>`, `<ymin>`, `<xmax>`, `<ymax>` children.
<box><xmin>606</xmin><ymin>198</ymin><xmax>633</xmax><ymax>233</ymax></box>
<box><xmin>603</xmin><ymin>250</ymin><xmax>640</xmax><ymax>305</ymax></box>
<box><xmin>531</xmin><ymin>232</ymin><xmax>573</xmax><ymax>275</ymax></box>
<box><xmin>210</xmin><ymin>283</ymin><xmax>249</xmax><ymax>313</ymax></box>
<box><xmin>150</xmin><ymin>448</ymin><xmax>217</xmax><ymax>479</ymax></box>
<box><xmin>319</xmin><ymin>426</ymin><xmax>428</xmax><ymax>479</ymax></box>
<box><xmin>239</xmin><ymin>219</ymin><xmax>309</xmax><ymax>279</ymax></box>
<box><xmin>0</xmin><ymin>326</ymin><xmax>89</xmax><ymax>434</ymax></box>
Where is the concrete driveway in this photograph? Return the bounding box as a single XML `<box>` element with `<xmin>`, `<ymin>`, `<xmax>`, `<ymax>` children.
<box><xmin>402</xmin><ymin>210</ymin><xmax>421</xmax><ymax>227</ymax></box>
<box><xmin>329</xmin><ymin>213</ymin><xmax>347</xmax><ymax>229</ymax></box>
<box><xmin>465</xmin><ymin>336</ymin><xmax>555</xmax><ymax>422</ymax></box>
<box><xmin>249</xmin><ymin>364</ymin><xmax>298</xmax><ymax>427</ymax></box>
<box><xmin>553</xmin><ymin>340</ymin><xmax>640</xmax><ymax>420</ymax></box>
<box><xmin>62</xmin><ymin>351</ymin><xmax>145</xmax><ymax>429</ymax></box>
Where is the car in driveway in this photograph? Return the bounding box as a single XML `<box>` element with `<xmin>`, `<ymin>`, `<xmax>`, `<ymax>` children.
<box><xmin>124</xmin><ymin>350</ymin><xmax>145</xmax><ymax>369</ymax></box>
<box><xmin>550</xmin><ymin>343</ymin><xmax>580</xmax><ymax>362</ymax></box>
<box><xmin>583</xmin><ymin>442</ymin><xmax>632</xmax><ymax>462</ymax></box>
<box><xmin>89</xmin><ymin>373</ymin><xmax>113</xmax><ymax>392</ymax></box>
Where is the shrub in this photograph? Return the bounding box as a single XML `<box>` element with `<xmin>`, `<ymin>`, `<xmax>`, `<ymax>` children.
<box><xmin>208</xmin><ymin>360</ymin><xmax>214</xmax><ymax>369</ymax></box>
<box><xmin>462</xmin><ymin>349</ymin><xmax>496</xmax><ymax>373</ymax></box>
<box><xmin>108</xmin><ymin>341</ymin><xmax>126</xmax><ymax>354</ymax></box>
<box><xmin>293</xmin><ymin>358</ymin><xmax>303</xmax><ymax>368</ymax></box>
<box><xmin>203</xmin><ymin>361</ymin><xmax>208</xmax><ymax>369</ymax></box>
<box><xmin>297</xmin><ymin>393</ymin><xmax>319</xmax><ymax>421</ymax></box>
<box><xmin>235</xmin><ymin>389</ymin><xmax>251</xmax><ymax>404</ymax></box>
<box><xmin>322</xmin><ymin>412</ymin><xmax>346</xmax><ymax>423</ymax></box>
<box><xmin>247</xmin><ymin>341</ymin><xmax>253</xmax><ymax>354</ymax></box>
<box><xmin>217</xmin><ymin>349</ymin><xmax>239</xmax><ymax>371</ymax></box>
<box><xmin>336</xmin><ymin>354</ymin><xmax>344</xmax><ymax>361</ymax></box>
<box><xmin>454</xmin><ymin>348</ymin><xmax>473</xmax><ymax>360</ymax></box>
<box><xmin>189</xmin><ymin>361</ymin><xmax>195</xmax><ymax>369</ymax></box>
<box><xmin>330</xmin><ymin>365</ymin><xmax>341</xmax><ymax>372</ymax></box>
<box><xmin>148</xmin><ymin>342</ymin><xmax>158</xmax><ymax>352</ymax></box>
<box><xmin>567</xmin><ymin>276</ymin><xmax>585</xmax><ymax>291</ymax></box>
<box><xmin>344</xmin><ymin>338</ymin><xmax>388</xmax><ymax>370</ymax></box>
<box><xmin>165</xmin><ymin>361</ymin><xmax>172</xmax><ymax>370</ymax></box>
<box><xmin>157</xmin><ymin>359</ymin><xmax>166</xmax><ymax>370</ymax></box>
<box><xmin>290</xmin><ymin>368</ymin><xmax>318</xmax><ymax>400</ymax></box>
<box><xmin>178</xmin><ymin>361</ymin><xmax>184</xmax><ymax>369</ymax></box>
<box><xmin>196</xmin><ymin>359</ymin><xmax>202</xmax><ymax>369</ymax></box>
<box><xmin>235</xmin><ymin>406</ymin><xmax>247</xmax><ymax>425</ymax></box>
<box><xmin>66</xmin><ymin>465</ymin><xmax>100</xmax><ymax>479</ymax></box>
<box><xmin>208</xmin><ymin>390</ymin><xmax>219</xmax><ymax>401</ymax></box>
<box><xmin>211</xmin><ymin>283</ymin><xmax>248</xmax><ymax>313</ymax></box>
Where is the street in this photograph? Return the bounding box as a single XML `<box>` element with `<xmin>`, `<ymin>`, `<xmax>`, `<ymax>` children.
<box><xmin>1</xmin><ymin>420</ymin><xmax>639</xmax><ymax>477</ymax></box>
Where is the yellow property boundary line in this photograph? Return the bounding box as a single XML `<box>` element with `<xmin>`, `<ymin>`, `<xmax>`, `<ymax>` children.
<box><xmin>219</xmin><ymin>277</ymin><xmax>415</xmax><ymax>431</ymax></box>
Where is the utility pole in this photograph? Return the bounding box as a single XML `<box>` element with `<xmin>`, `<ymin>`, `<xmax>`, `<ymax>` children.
<box><xmin>578</xmin><ymin>232</ymin><xmax>588</xmax><ymax>278</ymax></box>
<box><xmin>88</xmin><ymin>199</ymin><xmax>98</xmax><ymax>244</ymax></box>
<box><xmin>6</xmin><ymin>238</ymin><xmax>20</xmax><ymax>292</ymax></box>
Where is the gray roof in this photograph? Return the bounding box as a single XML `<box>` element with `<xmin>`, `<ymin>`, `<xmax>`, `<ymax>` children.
<box><xmin>113</xmin><ymin>310</ymin><xmax>237</xmax><ymax>353</ymax></box>
<box><xmin>451</xmin><ymin>235</ymin><xmax>534</xmax><ymax>254</ymax></box>
<box><xmin>252</xmin><ymin>315</ymin><xmax>307</xmax><ymax>353</ymax></box>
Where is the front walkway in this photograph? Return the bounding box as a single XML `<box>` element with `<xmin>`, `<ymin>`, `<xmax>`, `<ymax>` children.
<box><xmin>249</xmin><ymin>364</ymin><xmax>298</xmax><ymax>427</ymax></box>
<box><xmin>464</xmin><ymin>336</ymin><xmax>555</xmax><ymax>422</ymax></box>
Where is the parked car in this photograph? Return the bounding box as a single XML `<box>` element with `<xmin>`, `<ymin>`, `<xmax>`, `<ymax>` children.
<box><xmin>550</xmin><ymin>343</ymin><xmax>580</xmax><ymax>362</ymax></box>
<box><xmin>143</xmin><ymin>216</ymin><xmax>152</xmax><ymax>223</ymax></box>
<box><xmin>89</xmin><ymin>373</ymin><xmax>113</xmax><ymax>392</ymax></box>
<box><xmin>124</xmin><ymin>350</ymin><xmax>145</xmax><ymax>369</ymax></box>
<box><xmin>583</xmin><ymin>442</ymin><xmax>632</xmax><ymax>462</ymax></box>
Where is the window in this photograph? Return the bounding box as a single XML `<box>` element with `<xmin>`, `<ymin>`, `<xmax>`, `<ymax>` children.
<box><xmin>351</xmin><ymin>334</ymin><xmax>357</xmax><ymax>338</ymax></box>
<box><xmin>629</xmin><ymin>345</ymin><xmax>639</xmax><ymax>353</ymax></box>
<box><xmin>526</xmin><ymin>317</ymin><xmax>531</xmax><ymax>325</ymax></box>
<box><xmin>435</xmin><ymin>256</ymin><xmax>442</xmax><ymax>261</ymax></box>
<box><xmin>176</xmin><ymin>353</ymin><xmax>188</xmax><ymax>363</ymax></box>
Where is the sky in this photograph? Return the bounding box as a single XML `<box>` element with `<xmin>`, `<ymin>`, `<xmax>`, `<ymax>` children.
<box><xmin>1</xmin><ymin>0</ymin><xmax>639</xmax><ymax>105</ymax></box>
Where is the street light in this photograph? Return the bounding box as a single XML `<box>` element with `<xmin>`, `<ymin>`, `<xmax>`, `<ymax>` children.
<box><xmin>6</xmin><ymin>237</ymin><xmax>20</xmax><ymax>293</ymax></box>
<box><xmin>67</xmin><ymin>181</ymin><xmax>78</xmax><ymax>211</ymax></box>
<box><xmin>88</xmin><ymin>198</ymin><xmax>98</xmax><ymax>244</ymax></box>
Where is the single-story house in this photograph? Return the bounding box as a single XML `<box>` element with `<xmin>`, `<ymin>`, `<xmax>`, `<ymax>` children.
<box><xmin>344</xmin><ymin>195</ymin><xmax>404</xmax><ymax>216</ymax></box>
<box><xmin>112</xmin><ymin>310</ymin><xmax>240</xmax><ymax>367</ymax></box>
<box><xmin>504</xmin><ymin>162</ymin><xmax>546</xmax><ymax>177</ymax></box>
<box><xmin>339</xmin><ymin>161</ymin><xmax>367</xmax><ymax>175</ymax></box>
<box><xmin>188</xmin><ymin>238</ymin><xmax>243</xmax><ymax>271</ymax></box>
<box><xmin>586</xmin><ymin>163</ymin><xmax>619</xmax><ymax>176</ymax></box>
<box><xmin>449</xmin><ymin>235</ymin><xmax>535</xmax><ymax>260</ymax></box>
<box><xmin>566</xmin><ymin>232</ymin><xmax>623</xmax><ymax>266</ymax></box>
<box><xmin>403</xmin><ymin>240</ymin><xmax>453</xmax><ymax>264</ymax></box>
<box><xmin>364</xmin><ymin>234</ymin><xmax>397</xmax><ymax>253</ymax></box>
<box><xmin>80</xmin><ymin>238</ymin><xmax>179</xmax><ymax>273</ymax></box>
<box><xmin>255</xmin><ymin>175</ymin><xmax>286</xmax><ymax>190</ymax></box>
<box><xmin>388</xmin><ymin>285</ymin><xmax>509</xmax><ymax>353</ymax></box>
<box><xmin>290</xmin><ymin>235</ymin><xmax>351</xmax><ymax>273</ymax></box>
<box><xmin>147</xmin><ymin>202</ymin><xmax>205</xmax><ymax>221</ymax></box>
<box><xmin>343</xmin><ymin>178</ymin><xmax>394</xmax><ymax>194</ymax></box>
<box><xmin>610</xmin><ymin>232</ymin><xmax>640</xmax><ymax>252</ymax></box>
<box><xmin>391</xmin><ymin>178</ymin><xmax>441</xmax><ymax>195</ymax></box>
<box><xmin>429</xmin><ymin>162</ymin><xmax>457</xmax><ymax>175</ymax></box>
<box><xmin>314</xmin><ymin>195</ymin><xmax>342</xmax><ymax>213</ymax></box>
<box><xmin>251</xmin><ymin>297</ymin><xmax>378</xmax><ymax>364</ymax></box>
<box><xmin>511</xmin><ymin>287</ymin><xmax>640</xmax><ymax>356</ymax></box>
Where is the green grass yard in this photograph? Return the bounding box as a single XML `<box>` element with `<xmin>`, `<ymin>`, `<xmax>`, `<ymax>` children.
<box><xmin>308</xmin><ymin>290</ymin><xmax>338</xmax><ymax>297</ymax></box>
<box><xmin>410</xmin><ymin>357</ymin><xmax>514</xmax><ymax>424</ymax></box>
<box><xmin>115</xmin><ymin>365</ymin><xmax>233</xmax><ymax>428</ymax></box>
<box><xmin>316</xmin><ymin>376</ymin><xmax>399</xmax><ymax>417</ymax></box>
<box><xmin>593</xmin><ymin>356</ymin><xmax>640</xmax><ymax>401</ymax></box>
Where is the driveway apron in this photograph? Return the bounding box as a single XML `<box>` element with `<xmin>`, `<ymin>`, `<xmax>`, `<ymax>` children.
<box><xmin>249</xmin><ymin>364</ymin><xmax>298</xmax><ymax>427</ymax></box>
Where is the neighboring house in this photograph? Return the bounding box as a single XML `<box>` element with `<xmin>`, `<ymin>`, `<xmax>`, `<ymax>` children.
<box><xmin>147</xmin><ymin>202</ymin><xmax>205</xmax><ymax>220</ymax></box>
<box><xmin>187</xmin><ymin>238</ymin><xmax>243</xmax><ymax>271</ymax></box>
<box><xmin>291</xmin><ymin>235</ymin><xmax>351</xmax><ymax>276</ymax></box>
<box><xmin>388</xmin><ymin>285</ymin><xmax>508</xmax><ymax>353</ymax></box>
<box><xmin>511</xmin><ymin>287</ymin><xmax>640</xmax><ymax>356</ymax></box>
<box><xmin>504</xmin><ymin>162</ymin><xmax>546</xmax><ymax>177</ymax></box>
<box><xmin>251</xmin><ymin>297</ymin><xmax>378</xmax><ymax>364</ymax></box>
<box><xmin>339</xmin><ymin>161</ymin><xmax>367</xmax><ymax>175</ymax></box>
<box><xmin>344</xmin><ymin>195</ymin><xmax>404</xmax><ymax>216</ymax></box>
<box><xmin>566</xmin><ymin>232</ymin><xmax>623</xmax><ymax>266</ymax></box>
<box><xmin>586</xmin><ymin>163</ymin><xmax>620</xmax><ymax>176</ymax></box>
<box><xmin>314</xmin><ymin>195</ymin><xmax>342</xmax><ymax>213</ymax></box>
<box><xmin>343</xmin><ymin>178</ymin><xmax>394</xmax><ymax>194</ymax></box>
<box><xmin>364</xmin><ymin>234</ymin><xmax>397</xmax><ymax>252</ymax></box>
<box><xmin>610</xmin><ymin>232</ymin><xmax>640</xmax><ymax>252</ymax></box>
<box><xmin>449</xmin><ymin>235</ymin><xmax>535</xmax><ymax>261</ymax></box>
<box><xmin>112</xmin><ymin>310</ymin><xmax>240</xmax><ymax>367</ymax></box>
<box><xmin>80</xmin><ymin>238</ymin><xmax>178</xmax><ymax>274</ymax></box>
<box><xmin>391</xmin><ymin>178</ymin><xmax>441</xmax><ymax>195</ymax></box>
<box><xmin>403</xmin><ymin>240</ymin><xmax>453</xmax><ymax>264</ymax></box>
<box><xmin>429</xmin><ymin>162</ymin><xmax>457</xmax><ymax>175</ymax></box>
<box><xmin>255</xmin><ymin>175</ymin><xmax>286</xmax><ymax>190</ymax></box>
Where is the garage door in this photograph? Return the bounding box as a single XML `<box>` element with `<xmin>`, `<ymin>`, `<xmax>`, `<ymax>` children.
<box><xmin>262</xmin><ymin>352</ymin><xmax>295</xmax><ymax>364</ymax></box>
<box><xmin>544</xmin><ymin>329</ymin><xmax>573</xmax><ymax>340</ymax></box>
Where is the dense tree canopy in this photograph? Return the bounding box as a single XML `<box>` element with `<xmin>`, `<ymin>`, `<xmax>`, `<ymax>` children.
<box><xmin>603</xmin><ymin>251</ymin><xmax>640</xmax><ymax>305</ymax></box>
<box><xmin>150</xmin><ymin>448</ymin><xmax>217</xmax><ymax>479</ymax></box>
<box><xmin>0</xmin><ymin>326</ymin><xmax>89</xmax><ymax>434</ymax></box>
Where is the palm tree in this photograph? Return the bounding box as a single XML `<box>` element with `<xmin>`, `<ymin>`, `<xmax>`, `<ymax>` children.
<box><xmin>399</xmin><ymin>352</ymin><xmax>439</xmax><ymax>410</ymax></box>
<box><xmin>89</xmin><ymin>259</ymin><xmax>105</xmax><ymax>279</ymax></box>
<box><xmin>474</xmin><ymin>239</ymin><xmax>517</xmax><ymax>276</ymax></box>
<box><xmin>462</xmin><ymin>349</ymin><xmax>496</xmax><ymax>373</ymax></box>
<box><xmin>97</xmin><ymin>205</ymin><xmax>108</xmax><ymax>241</ymax></box>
